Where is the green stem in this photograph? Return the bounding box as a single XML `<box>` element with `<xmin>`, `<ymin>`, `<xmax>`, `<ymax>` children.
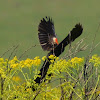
<box><xmin>21</xmin><ymin>69</ymin><xmax>27</xmax><ymax>82</ymax></box>
<box><xmin>89</xmin><ymin>75</ymin><xmax>100</xmax><ymax>100</ymax></box>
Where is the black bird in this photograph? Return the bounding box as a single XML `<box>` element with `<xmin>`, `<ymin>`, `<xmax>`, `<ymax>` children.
<box><xmin>38</xmin><ymin>17</ymin><xmax>58</xmax><ymax>51</ymax></box>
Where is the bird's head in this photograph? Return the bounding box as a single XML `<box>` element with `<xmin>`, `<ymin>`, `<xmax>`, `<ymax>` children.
<box><xmin>53</xmin><ymin>37</ymin><xmax>58</xmax><ymax>45</ymax></box>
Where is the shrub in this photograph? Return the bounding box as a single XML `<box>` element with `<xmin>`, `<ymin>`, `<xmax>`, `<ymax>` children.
<box><xmin>0</xmin><ymin>55</ymin><xmax>100</xmax><ymax>100</ymax></box>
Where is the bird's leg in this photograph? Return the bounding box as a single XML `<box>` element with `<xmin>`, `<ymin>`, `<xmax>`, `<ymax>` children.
<box><xmin>52</xmin><ymin>43</ymin><xmax>55</xmax><ymax>56</ymax></box>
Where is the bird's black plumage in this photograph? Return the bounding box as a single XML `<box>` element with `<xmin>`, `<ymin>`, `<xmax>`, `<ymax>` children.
<box><xmin>38</xmin><ymin>17</ymin><xmax>57</xmax><ymax>51</ymax></box>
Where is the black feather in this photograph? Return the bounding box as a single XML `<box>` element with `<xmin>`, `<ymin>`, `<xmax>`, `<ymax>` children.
<box><xmin>38</xmin><ymin>17</ymin><xmax>57</xmax><ymax>51</ymax></box>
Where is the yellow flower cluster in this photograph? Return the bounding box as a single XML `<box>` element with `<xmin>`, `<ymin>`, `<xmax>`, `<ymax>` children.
<box><xmin>8</xmin><ymin>56</ymin><xmax>41</xmax><ymax>68</ymax></box>
<box><xmin>71</xmin><ymin>57</ymin><xmax>84</xmax><ymax>68</ymax></box>
<box><xmin>33</xmin><ymin>56</ymin><xmax>41</xmax><ymax>66</ymax></box>
<box><xmin>0</xmin><ymin>58</ymin><xmax>8</xmax><ymax>78</ymax></box>
<box><xmin>0</xmin><ymin>58</ymin><xmax>8</xmax><ymax>67</ymax></box>
<box><xmin>9</xmin><ymin>56</ymin><xmax>19</xmax><ymax>68</ymax></box>
<box><xmin>53</xmin><ymin>59</ymin><xmax>70</xmax><ymax>72</ymax></box>
<box><xmin>0</xmin><ymin>56</ymin><xmax>41</xmax><ymax>81</ymax></box>
<box><xmin>48</xmin><ymin>57</ymin><xmax>84</xmax><ymax>75</ymax></box>
<box><xmin>0</xmin><ymin>68</ymin><xmax>6</xmax><ymax>78</ymax></box>
<box><xmin>20</xmin><ymin>57</ymin><xmax>41</xmax><ymax>68</ymax></box>
<box><xmin>48</xmin><ymin>55</ymin><xmax>59</xmax><ymax>63</ymax></box>
<box><xmin>12</xmin><ymin>76</ymin><xmax>21</xmax><ymax>82</ymax></box>
<box><xmin>49</xmin><ymin>55</ymin><xmax>56</xmax><ymax>59</ymax></box>
<box><xmin>89</xmin><ymin>54</ymin><xmax>100</xmax><ymax>67</ymax></box>
<box><xmin>42</xmin><ymin>56</ymin><xmax>47</xmax><ymax>61</ymax></box>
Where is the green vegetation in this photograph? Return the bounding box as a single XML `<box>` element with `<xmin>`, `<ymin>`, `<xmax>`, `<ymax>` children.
<box><xmin>0</xmin><ymin>0</ymin><xmax>100</xmax><ymax>59</ymax></box>
<box><xmin>0</xmin><ymin>54</ymin><xmax>100</xmax><ymax>99</ymax></box>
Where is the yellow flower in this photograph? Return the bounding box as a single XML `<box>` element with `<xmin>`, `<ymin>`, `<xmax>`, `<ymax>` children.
<box><xmin>34</xmin><ymin>56</ymin><xmax>39</xmax><ymax>60</ymax></box>
<box><xmin>49</xmin><ymin>55</ymin><xmax>56</xmax><ymax>59</ymax></box>
<box><xmin>48</xmin><ymin>59</ymin><xmax>70</xmax><ymax>75</ymax></box>
<box><xmin>24</xmin><ymin>58</ymin><xmax>32</xmax><ymax>67</ymax></box>
<box><xmin>89</xmin><ymin>54</ymin><xmax>100</xmax><ymax>67</ymax></box>
<box><xmin>71</xmin><ymin>57</ymin><xmax>84</xmax><ymax>67</ymax></box>
<box><xmin>55</xmin><ymin>59</ymin><xmax>70</xmax><ymax>71</ymax></box>
<box><xmin>48</xmin><ymin>55</ymin><xmax>57</xmax><ymax>64</ymax></box>
<box><xmin>12</xmin><ymin>76</ymin><xmax>21</xmax><ymax>82</ymax></box>
<box><xmin>42</xmin><ymin>56</ymin><xmax>47</xmax><ymax>61</ymax></box>
<box><xmin>33</xmin><ymin>58</ymin><xmax>41</xmax><ymax>66</ymax></box>
<box><xmin>96</xmin><ymin>91</ymin><xmax>100</xmax><ymax>95</ymax></box>
<box><xmin>0</xmin><ymin>68</ymin><xmax>6</xmax><ymax>78</ymax></box>
<box><xmin>19</xmin><ymin>57</ymin><xmax>41</xmax><ymax>68</ymax></box>
<box><xmin>10</xmin><ymin>63</ymin><xmax>19</xmax><ymax>68</ymax></box>
<box><xmin>13</xmin><ymin>56</ymin><xmax>18</xmax><ymax>61</ymax></box>
<box><xmin>0</xmin><ymin>58</ymin><xmax>4</xmax><ymax>62</ymax></box>
<box><xmin>9</xmin><ymin>56</ymin><xmax>19</xmax><ymax>64</ymax></box>
<box><xmin>49</xmin><ymin>57</ymin><xmax>84</xmax><ymax>74</ymax></box>
<box><xmin>19</xmin><ymin>60</ymin><xmax>25</xmax><ymax>68</ymax></box>
<box><xmin>9</xmin><ymin>56</ymin><xmax>19</xmax><ymax>68</ymax></box>
<box><xmin>0</xmin><ymin>57</ymin><xmax>8</xmax><ymax>67</ymax></box>
<box><xmin>56</xmin><ymin>57</ymin><xmax>59</xmax><ymax>61</ymax></box>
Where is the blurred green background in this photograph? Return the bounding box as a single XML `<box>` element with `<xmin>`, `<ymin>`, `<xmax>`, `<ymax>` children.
<box><xmin>0</xmin><ymin>0</ymin><xmax>100</xmax><ymax>59</ymax></box>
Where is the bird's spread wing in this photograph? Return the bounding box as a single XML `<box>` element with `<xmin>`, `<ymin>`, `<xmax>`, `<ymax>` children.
<box><xmin>38</xmin><ymin>17</ymin><xmax>57</xmax><ymax>51</ymax></box>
